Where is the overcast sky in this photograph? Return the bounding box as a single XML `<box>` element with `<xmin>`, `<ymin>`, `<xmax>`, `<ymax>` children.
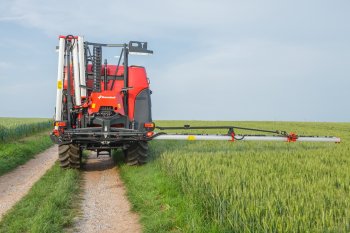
<box><xmin>0</xmin><ymin>0</ymin><xmax>349</xmax><ymax>121</ymax></box>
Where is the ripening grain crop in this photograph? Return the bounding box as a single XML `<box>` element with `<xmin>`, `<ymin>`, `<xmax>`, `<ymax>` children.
<box><xmin>152</xmin><ymin>121</ymin><xmax>350</xmax><ymax>232</ymax></box>
<box><xmin>0</xmin><ymin>117</ymin><xmax>52</xmax><ymax>142</ymax></box>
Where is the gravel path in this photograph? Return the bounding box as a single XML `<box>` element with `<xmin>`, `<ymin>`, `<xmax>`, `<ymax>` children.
<box><xmin>0</xmin><ymin>146</ymin><xmax>57</xmax><ymax>220</ymax></box>
<box><xmin>75</xmin><ymin>153</ymin><xmax>141</xmax><ymax>233</ymax></box>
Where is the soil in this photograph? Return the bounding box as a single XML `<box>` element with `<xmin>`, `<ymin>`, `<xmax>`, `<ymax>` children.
<box><xmin>74</xmin><ymin>153</ymin><xmax>141</xmax><ymax>233</ymax></box>
<box><xmin>0</xmin><ymin>146</ymin><xmax>57</xmax><ymax>220</ymax></box>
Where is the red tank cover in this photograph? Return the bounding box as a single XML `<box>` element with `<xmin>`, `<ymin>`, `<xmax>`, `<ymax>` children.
<box><xmin>88</xmin><ymin>91</ymin><xmax>125</xmax><ymax>115</ymax></box>
<box><xmin>86</xmin><ymin>65</ymin><xmax>149</xmax><ymax>121</ymax></box>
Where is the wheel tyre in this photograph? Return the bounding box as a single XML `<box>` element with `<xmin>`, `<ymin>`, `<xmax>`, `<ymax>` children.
<box><xmin>125</xmin><ymin>141</ymin><xmax>148</xmax><ymax>165</ymax></box>
<box><xmin>58</xmin><ymin>144</ymin><xmax>81</xmax><ymax>168</ymax></box>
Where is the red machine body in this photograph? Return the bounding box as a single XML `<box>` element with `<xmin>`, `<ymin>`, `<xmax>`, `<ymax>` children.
<box><xmin>84</xmin><ymin>65</ymin><xmax>149</xmax><ymax>121</ymax></box>
<box><xmin>52</xmin><ymin>37</ymin><xmax>154</xmax><ymax>168</ymax></box>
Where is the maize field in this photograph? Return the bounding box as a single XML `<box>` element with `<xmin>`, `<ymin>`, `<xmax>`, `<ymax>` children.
<box><xmin>0</xmin><ymin>117</ymin><xmax>52</xmax><ymax>142</ymax></box>
<box><xmin>152</xmin><ymin>121</ymin><xmax>350</xmax><ymax>232</ymax></box>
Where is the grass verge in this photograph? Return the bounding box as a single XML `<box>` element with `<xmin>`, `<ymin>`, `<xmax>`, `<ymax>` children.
<box><xmin>114</xmin><ymin>150</ymin><xmax>215</xmax><ymax>233</ymax></box>
<box><xmin>0</xmin><ymin>131</ymin><xmax>53</xmax><ymax>176</ymax></box>
<box><xmin>0</xmin><ymin>164</ymin><xmax>81</xmax><ymax>233</ymax></box>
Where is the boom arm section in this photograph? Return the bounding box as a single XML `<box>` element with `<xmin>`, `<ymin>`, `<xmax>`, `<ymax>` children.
<box><xmin>151</xmin><ymin>125</ymin><xmax>341</xmax><ymax>143</ymax></box>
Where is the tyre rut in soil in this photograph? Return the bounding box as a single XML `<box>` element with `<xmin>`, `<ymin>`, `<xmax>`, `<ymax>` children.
<box><xmin>59</xmin><ymin>144</ymin><xmax>81</xmax><ymax>168</ymax></box>
<box><xmin>124</xmin><ymin>141</ymin><xmax>148</xmax><ymax>165</ymax></box>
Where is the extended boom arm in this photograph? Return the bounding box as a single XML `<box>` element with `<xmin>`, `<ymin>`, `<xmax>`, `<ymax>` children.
<box><xmin>151</xmin><ymin>124</ymin><xmax>341</xmax><ymax>143</ymax></box>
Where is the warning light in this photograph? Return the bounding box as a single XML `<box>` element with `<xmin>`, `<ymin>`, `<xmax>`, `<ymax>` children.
<box><xmin>53</xmin><ymin>129</ymin><xmax>60</xmax><ymax>136</ymax></box>
<box><xmin>146</xmin><ymin>131</ymin><xmax>154</xmax><ymax>137</ymax></box>
<box><xmin>55</xmin><ymin>121</ymin><xmax>66</xmax><ymax>127</ymax></box>
<box><xmin>144</xmin><ymin>122</ymin><xmax>155</xmax><ymax>128</ymax></box>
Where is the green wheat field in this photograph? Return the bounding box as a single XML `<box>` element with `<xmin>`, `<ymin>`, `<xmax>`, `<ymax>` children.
<box><xmin>0</xmin><ymin>117</ymin><xmax>52</xmax><ymax>142</ymax></box>
<box><xmin>148</xmin><ymin>121</ymin><xmax>350</xmax><ymax>232</ymax></box>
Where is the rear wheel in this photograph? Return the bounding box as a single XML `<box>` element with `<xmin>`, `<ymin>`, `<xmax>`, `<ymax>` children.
<box><xmin>124</xmin><ymin>141</ymin><xmax>148</xmax><ymax>165</ymax></box>
<box><xmin>58</xmin><ymin>144</ymin><xmax>81</xmax><ymax>168</ymax></box>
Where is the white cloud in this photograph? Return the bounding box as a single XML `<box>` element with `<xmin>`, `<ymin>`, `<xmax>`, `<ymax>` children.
<box><xmin>0</xmin><ymin>0</ymin><xmax>349</xmax><ymax>121</ymax></box>
<box><xmin>0</xmin><ymin>15</ymin><xmax>25</xmax><ymax>21</ymax></box>
<box><xmin>0</xmin><ymin>61</ymin><xmax>15</xmax><ymax>78</ymax></box>
<box><xmin>152</xmin><ymin>39</ymin><xmax>350</xmax><ymax>121</ymax></box>
<box><xmin>0</xmin><ymin>61</ymin><xmax>13</xmax><ymax>69</ymax></box>
<box><xmin>3</xmin><ymin>0</ymin><xmax>264</xmax><ymax>38</ymax></box>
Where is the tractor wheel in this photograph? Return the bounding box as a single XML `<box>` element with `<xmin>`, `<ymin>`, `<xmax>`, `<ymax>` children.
<box><xmin>58</xmin><ymin>144</ymin><xmax>81</xmax><ymax>168</ymax></box>
<box><xmin>124</xmin><ymin>141</ymin><xmax>148</xmax><ymax>165</ymax></box>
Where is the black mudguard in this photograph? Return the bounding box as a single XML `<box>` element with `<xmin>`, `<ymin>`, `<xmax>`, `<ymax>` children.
<box><xmin>134</xmin><ymin>88</ymin><xmax>152</xmax><ymax>131</ymax></box>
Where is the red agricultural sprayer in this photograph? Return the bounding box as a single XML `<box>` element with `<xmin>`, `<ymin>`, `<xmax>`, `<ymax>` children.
<box><xmin>50</xmin><ymin>35</ymin><xmax>341</xmax><ymax>168</ymax></box>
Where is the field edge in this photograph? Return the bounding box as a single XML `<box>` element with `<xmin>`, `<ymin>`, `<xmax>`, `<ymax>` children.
<box><xmin>0</xmin><ymin>164</ymin><xmax>81</xmax><ymax>233</ymax></box>
<box><xmin>0</xmin><ymin>131</ymin><xmax>54</xmax><ymax>176</ymax></box>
